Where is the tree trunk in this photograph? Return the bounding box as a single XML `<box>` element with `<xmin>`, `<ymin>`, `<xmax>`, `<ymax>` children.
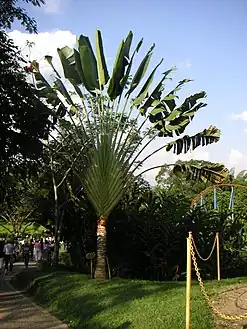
<box><xmin>94</xmin><ymin>216</ymin><xmax>107</xmax><ymax>280</ymax></box>
<box><xmin>53</xmin><ymin>202</ymin><xmax>59</xmax><ymax>266</ymax></box>
<box><xmin>52</xmin><ymin>170</ymin><xmax>60</xmax><ymax>267</ymax></box>
<box><xmin>53</xmin><ymin>209</ymin><xmax>64</xmax><ymax>266</ymax></box>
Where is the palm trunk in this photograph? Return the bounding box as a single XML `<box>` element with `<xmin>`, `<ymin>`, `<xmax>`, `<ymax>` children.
<box><xmin>94</xmin><ymin>216</ymin><xmax>107</xmax><ymax>280</ymax></box>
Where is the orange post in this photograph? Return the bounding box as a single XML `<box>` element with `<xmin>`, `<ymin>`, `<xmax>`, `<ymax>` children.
<box><xmin>186</xmin><ymin>232</ymin><xmax>192</xmax><ymax>329</ymax></box>
<box><xmin>216</xmin><ymin>232</ymin><xmax>221</xmax><ymax>281</ymax></box>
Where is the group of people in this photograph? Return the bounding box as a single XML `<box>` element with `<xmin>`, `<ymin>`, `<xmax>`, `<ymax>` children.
<box><xmin>32</xmin><ymin>238</ymin><xmax>54</xmax><ymax>263</ymax></box>
<box><xmin>0</xmin><ymin>237</ymin><xmax>54</xmax><ymax>275</ymax></box>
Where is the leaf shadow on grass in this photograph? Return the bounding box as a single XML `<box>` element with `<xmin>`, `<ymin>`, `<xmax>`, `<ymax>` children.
<box><xmin>12</xmin><ymin>270</ymin><xmax>194</xmax><ymax>329</ymax></box>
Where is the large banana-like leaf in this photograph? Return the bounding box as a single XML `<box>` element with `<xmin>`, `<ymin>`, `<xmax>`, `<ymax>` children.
<box><xmin>77</xmin><ymin>35</ymin><xmax>99</xmax><ymax>92</ymax></box>
<box><xmin>31</xmin><ymin>60</ymin><xmax>61</xmax><ymax>110</ymax></box>
<box><xmin>132</xmin><ymin>59</ymin><xmax>163</xmax><ymax>107</ymax></box>
<box><xmin>126</xmin><ymin>44</ymin><xmax>155</xmax><ymax>96</ymax></box>
<box><xmin>107</xmin><ymin>32</ymin><xmax>133</xmax><ymax>100</ymax></box>
<box><xmin>57</xmin><ymin>47</ymin><xmax>81</xmax><ymax>84</ymax></box>
<box><xmin>173</xmin><ymin>160</ymin><xmax>229</xmax><ymax>184</ymax></box>
<box><xmin>149</xmin><ymin>91</ymin><xmax>207</xmax><ymax>137</ymax></box>
<box><xmin>165</xmin><ymin>125</ymin><xmax>220</xmax><ymax>155</ymax></box>
<box><xmin>138</xmin><ymin>68</ymin><xmax>175</xmax><ymax>115</ymax></box>
<box><xmin>44</xmin><ymin>55</ymin><xmax>61</xmax><ymax>78</ymax></box>
<box><xmin>95</xmin><ymin>29</ymin><xmax>109</xmax><ymax>87</ymax></box>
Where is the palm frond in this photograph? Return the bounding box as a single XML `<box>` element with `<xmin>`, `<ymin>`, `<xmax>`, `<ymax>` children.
<box><xmin>165</xmin><ymin>125</ymin><xmax>220</xmax><ymax>155</ymax></box>
<box><xmin>173</xmin><ymin>160</ymin><xmax>229</xmax><ymax>184</ymax></box>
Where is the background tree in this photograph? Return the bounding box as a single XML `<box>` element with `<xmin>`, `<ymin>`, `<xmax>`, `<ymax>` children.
<box><xmin>0</xmin><ymin>27</ymin><xmax>61</xmax><ymax>211</ymax></box>
<box><xmin>0</xmin><ymin>171</ymin><xmax>48</xmax><ymax>236</ymax></box>
<box><xmin>0</xmin><ymin>0</ymin><xmax>45</xmax><ymax>33</ymax></box>
<box><xmin>155</xmin><ymin>160</ymin><xmax>229</xmax><ymax>202</ymax></box>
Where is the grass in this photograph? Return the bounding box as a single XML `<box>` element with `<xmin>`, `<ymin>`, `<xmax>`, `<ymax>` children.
<box><xmin>12</xmin><ymin>270</ymin><xmax>247</xmax><ymax>329</ymax></box>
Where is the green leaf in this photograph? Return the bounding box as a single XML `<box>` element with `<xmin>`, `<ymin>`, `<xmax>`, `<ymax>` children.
<box><xmin>77</xmin><ymin>34</ymin><xmax>99</xmax><ymax>92</ymax></box>
<box><xmin>127</xmin><ymin>44</ymin><xmax>155</xmax><ymax>95</ymax></box>
<box><xmin>120</xmin><ymin>38</ymin><xmax>143</xmax><ymax>88</ymax></box>
<box><xmin>173</xmin><ymin>160</ymin><xmax>229</xmax><ymax>184</ymax></box>
<box><xmin>57</xmin><ymin>102</ymin><xmax>67</xmax><ymax>117</ymax></box>
<box><xmin>163</xmin><ymin>79</ymin><xmax>192</xmax><ymax>101</ymax></box>
<box><xmin>107</xmin><ymin>31</ymin><xmax>134</xmax><ymax>100</ymax></box>
<box><xmin>57</xmin><ymin>46</ymin><xmax>81</xmax><ymax>84</ymax></box>
<box><xmin>150</xmin><ymin>91</ymin><xmax>208</xmax><ymax>137</ymax></box>
<box><xmin>44</xmin><ymin>55</ymin><xmax>61</xmax><ymax>78</ymax></box>
<box><xmin>33</xmin><ymin>71</ymin><xmax>50</xmax><ymax>90</ymax></box>
<box><xmin>162</xmin><ymin>79</ymin><xmax>193</xmax><ymax>113</ymax></box>
<box><xmin>95</xmin><ymin>29</ymin><xmax>109</xmax><ymax>87</ymax></box>
<box><xmin>74</xmin><ymin>49</ymin><xmax>91</xmax><ymax>92</ymax></box>
<box><xmin>53</xmin><ymin>78</ymin><xmax>73</xmax><ymax>105</ymax></box>
<box><xmin>165</xmin><ymin>125</ymin><xmax>220</xmax><ymax>155</ymax></box>
<box><xmin>132</xmin><ymin>58</ymin><xmax>163</xmax><ymax>107</ymax></box>
<box><xmin>139</xmin><ymin>68</ymin><xmax>175</xmax><ymax>116</ymax></box>
<box><xmin>31</xmin><ymin>60</ymin><xmax>50</xmax><ymax>90</ymax></box>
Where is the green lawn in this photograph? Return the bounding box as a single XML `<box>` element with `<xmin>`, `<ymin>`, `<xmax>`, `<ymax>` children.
<box><xmin>13</xmin><ymin>271</ymin><xmax>247</xmax><ymax>329</ymax></box>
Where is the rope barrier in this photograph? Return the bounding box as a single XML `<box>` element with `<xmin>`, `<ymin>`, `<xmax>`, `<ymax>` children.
<box><xmin>190</xmin><ymin>235</ymin><xmax>247</xmax><ymax>321</ymax></box>
<box><xmin>191</xmin><ymin>235</ymin><xmax>217</xmax><ymax>261</ymax></box>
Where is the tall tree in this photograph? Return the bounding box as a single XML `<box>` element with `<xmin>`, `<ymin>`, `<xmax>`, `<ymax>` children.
<box><xmin>0</xmin><ymin>171</ymin><xmax>48</xmax><ymax>236</ymax></box>
<box><xmin>0</xmin><ymin>0</ymin><xmax>45</xmax><ymax>33</ymax></box>
<box><xmin>33</xmin><ymin>30</ymin><xmax>221</xmax><ymax>279</ymax></box>
<box><xmin>0</xmin><ymin>30</ymin><xmax>54</xmax><ymax>174</ymax></box>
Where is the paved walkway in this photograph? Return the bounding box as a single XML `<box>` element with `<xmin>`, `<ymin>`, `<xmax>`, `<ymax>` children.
<box><xmin>0</xmin><ymin>262</ymin><xmax>68</xmax><ymax>329</ymax></box>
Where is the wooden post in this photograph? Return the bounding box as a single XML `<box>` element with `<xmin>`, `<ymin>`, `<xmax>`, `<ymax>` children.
<box><xmin>90</xmin><ymin>259</ymin><xmax>93</xmax><ymax>279</ymax></box>
<box><xmin>186</xmin><ymin>232</ymin><xmax>192</xmax><ymax>329</ymax></box>
<box><xmin>106</xmin><ymin>255</ymin><xmax>111</xmax><ymax>280</ymax></box>
<box><xmin>216</xmin><ymin>232</ymin><xmax>221</xmax><ymax>281</ymax></box>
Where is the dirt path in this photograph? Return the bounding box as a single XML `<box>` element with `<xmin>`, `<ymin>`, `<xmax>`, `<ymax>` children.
<box><xmin>213</xmin><ymin>284</ymin><xmax>247</xmax><ymax>329</ymax></box>
<box><xmin>0</xmin><ymin>262</ymin><xmax>68</xmax><ymax>329</ymax></box>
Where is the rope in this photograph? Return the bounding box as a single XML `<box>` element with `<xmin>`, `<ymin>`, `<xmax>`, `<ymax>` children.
<box><xmin>190</xmin><ymin>235</ymin><xmax>247</xmax><ymax>321</ymax></box>
<box><xmin>192</xmin><ymin>235</ymin><xmax>217</xmax><ymax>261</ymax></box>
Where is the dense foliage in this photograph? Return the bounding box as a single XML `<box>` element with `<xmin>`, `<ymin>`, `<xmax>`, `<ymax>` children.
<box><xmin>0</xmin><ymin>31</ymin><xmax>53</xmax><ymax>163</ymax></box>
<box><xmin>2</xmin><ymin>159</ymin><xmax>246</xmax><ymax>281</ymax></box>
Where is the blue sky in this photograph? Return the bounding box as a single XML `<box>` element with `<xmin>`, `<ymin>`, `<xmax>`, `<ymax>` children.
<box><xmin>10</xmin><ymin>0</ymin><xmax>247</xmax><ymax>182</ymax></box>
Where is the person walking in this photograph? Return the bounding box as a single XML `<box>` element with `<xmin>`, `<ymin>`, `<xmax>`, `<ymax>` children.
<box><xmin>34</xmin><ymin>240</ymin><xmax>42</xmax><ymax>262</ymax></box>
<box><xmin>0</xmin><ymin>239</ymin><xmax>4</xmax><ymax>272</ymax></box>
<box><xmin>22</xmin><ymin>241</ymin><xmax>30</xmax><ymax>268</ymax></box>
<box><xmin>30</xmin><ymin>238</ymin><xmax>34</xmax><ymax>260</ymax></box>
<box><xmin>3</xmin><ymin>239</ymin><xmax>14</xmax><ymax>275</ymax></box>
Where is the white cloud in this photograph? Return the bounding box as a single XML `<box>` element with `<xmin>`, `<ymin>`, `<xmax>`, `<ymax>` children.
<box><xmin>42</xmin><ymin>0</ymin><xmax>69</xmax><ymax>14</ymax></box>
<box><xmin>8</xmin><ymin>29</ymin><xmax>76</xmax><ymax>77</ymax></box>
<box><xmin>226</xmin><ymin>148</ymin><xmax>247</xmax><ymax>180</ymax></box>
<box><xmin>227</xmin><ymin>149</ymin><xmax>247</xmax><ymax>173</ymax></box>
<box><xmin>228</xmin><ymin>149</ymin><xmax>243</xmax><ymax>166</ymax></box>
<box><xmin>231</xmin><ymin>111</ymin><xmax>247</xmax><ymax>121</ymax></box>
